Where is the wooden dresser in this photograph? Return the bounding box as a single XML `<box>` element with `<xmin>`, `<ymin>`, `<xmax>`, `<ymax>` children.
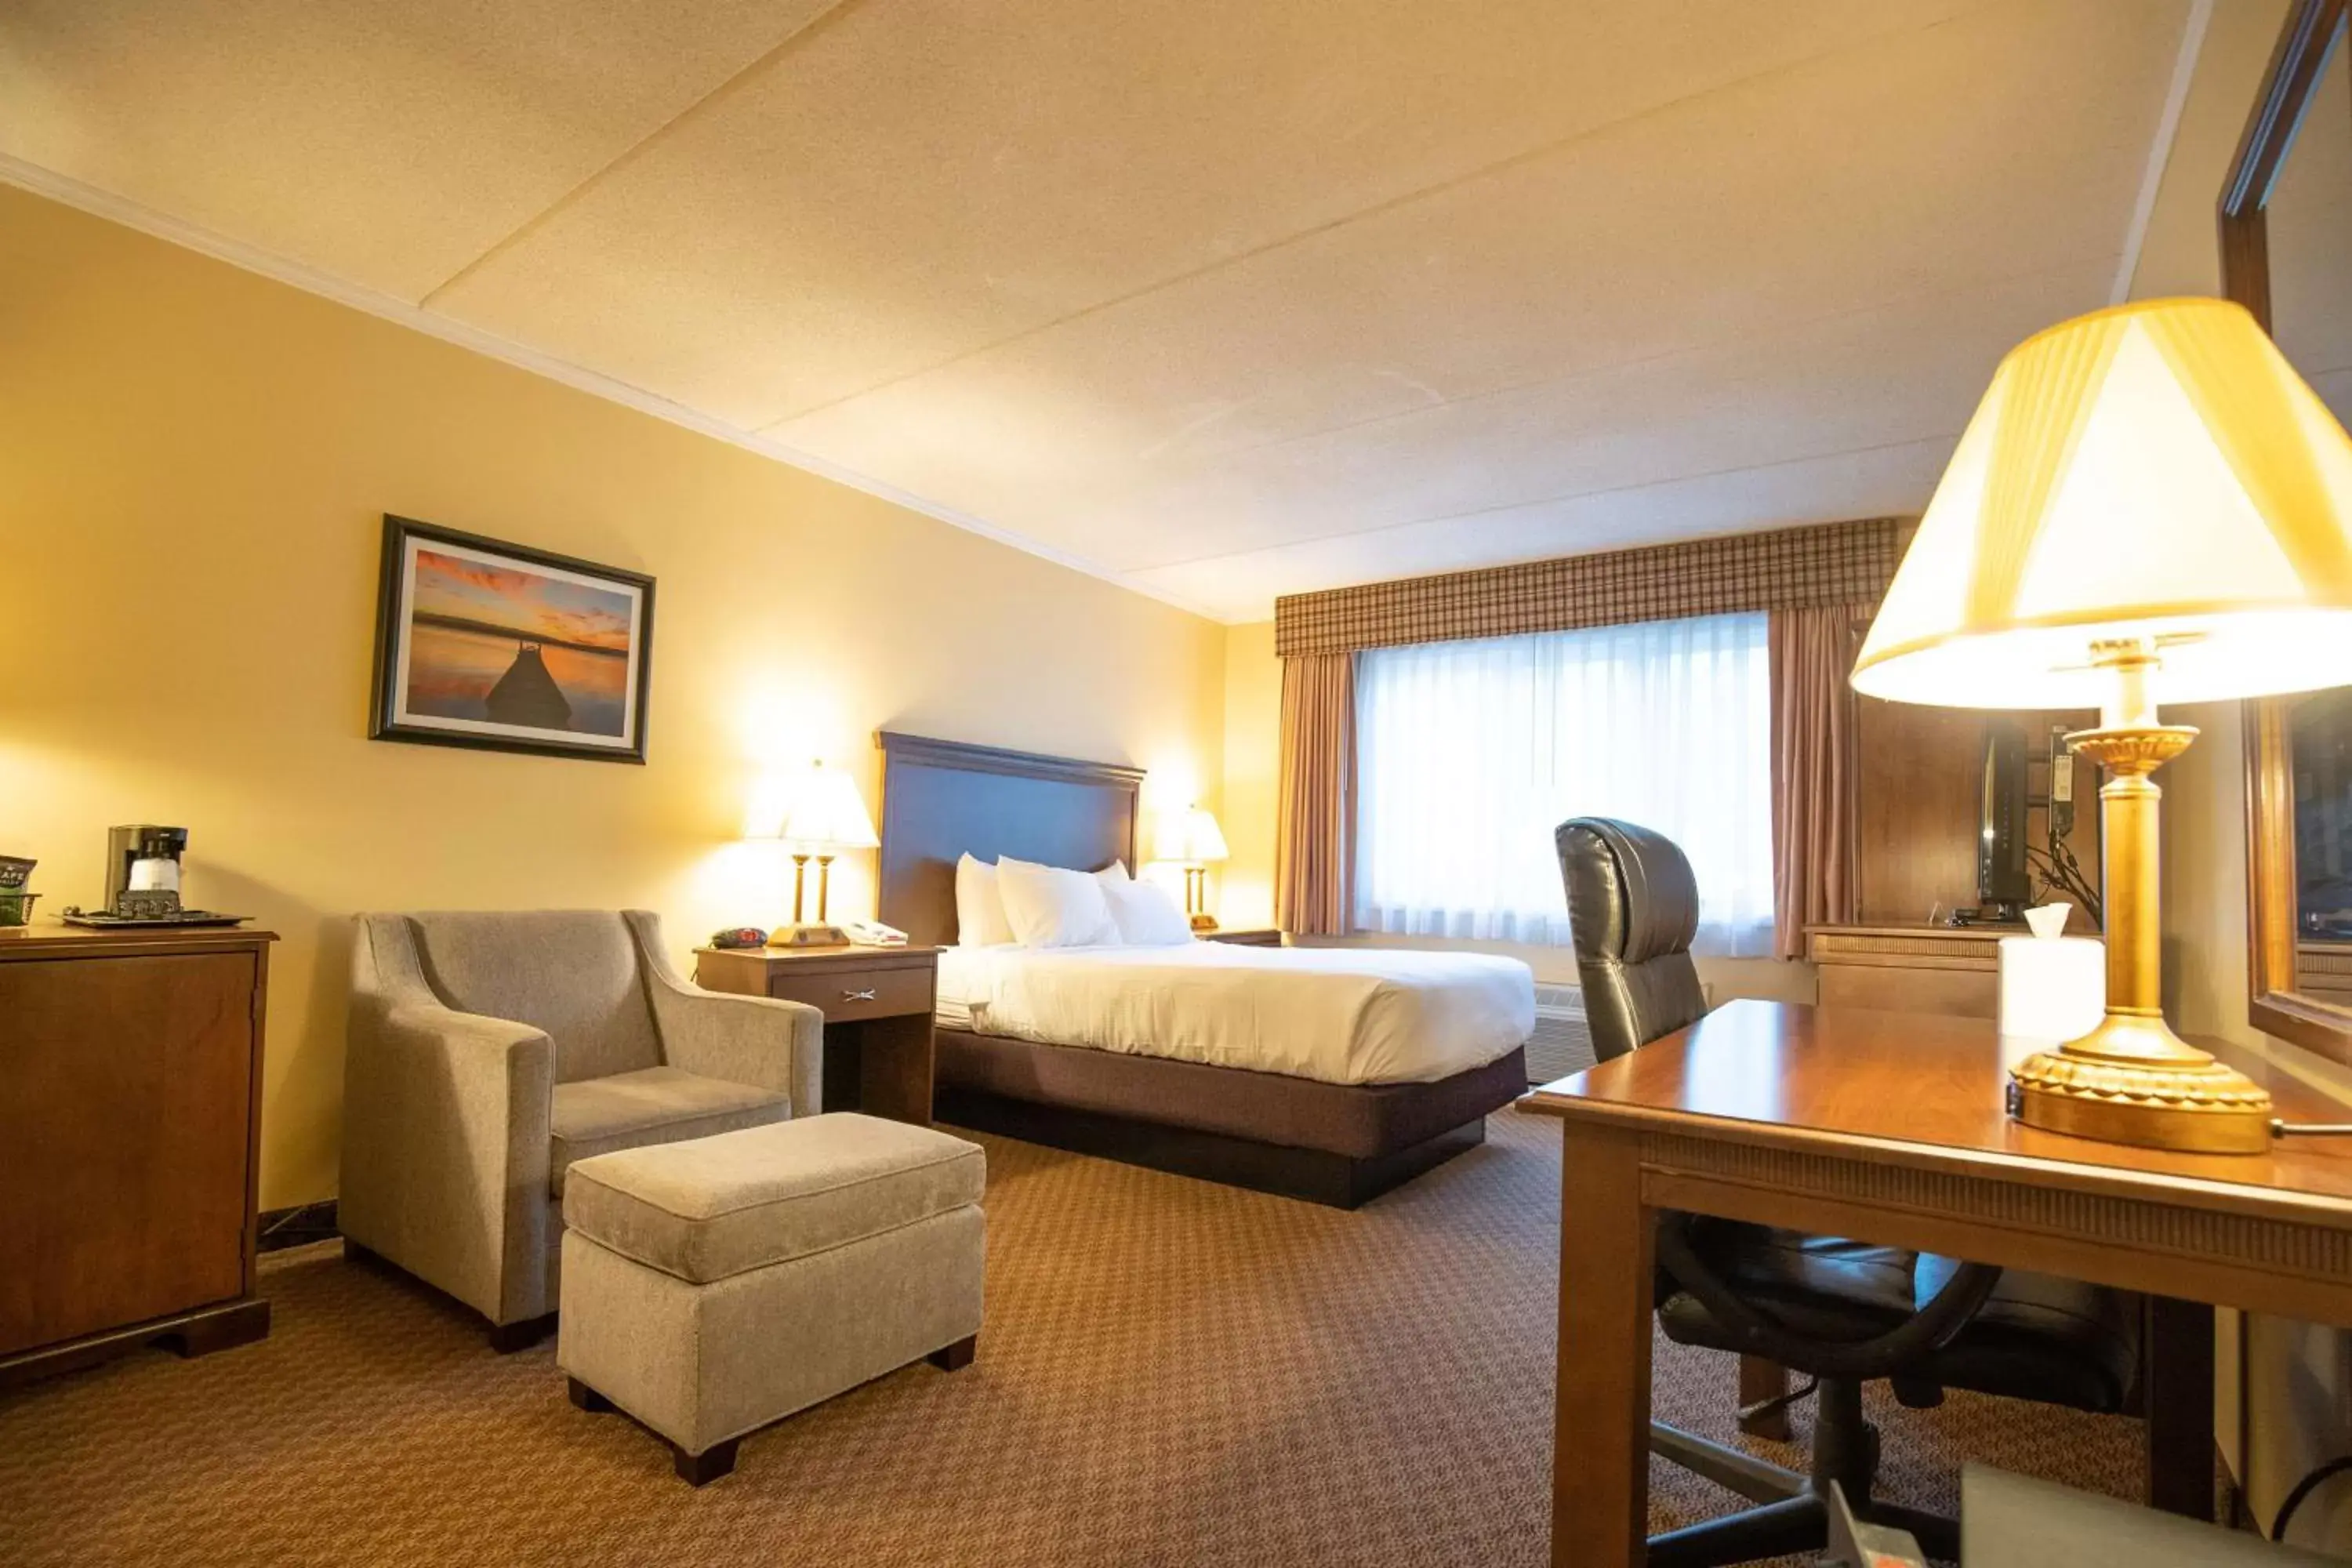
<box><xmin>0</xmin><ymin>924</ymin><xmax>275</xmax><ymax>1387</ymax></box>
<box><xmin>1804</xmin><ymin>923</ymin><xmax>2007</xmax><ymax>1019</ymax></box>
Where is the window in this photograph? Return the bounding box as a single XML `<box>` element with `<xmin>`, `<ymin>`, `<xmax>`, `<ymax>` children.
<box><xmin>1352</xmin><ymin>612</ymin><xmax>1773</xmax><ymax>956</ymax></box>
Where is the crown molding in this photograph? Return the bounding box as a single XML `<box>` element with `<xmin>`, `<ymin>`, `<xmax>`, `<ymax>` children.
<box><xmin>0</xmin><ymin>151</ymin><xmax>1228</xmax><ymax>623</ymax></box>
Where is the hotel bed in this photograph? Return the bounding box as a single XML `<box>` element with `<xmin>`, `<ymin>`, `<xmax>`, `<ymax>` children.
<box><xmin>936</xmin><ymin>942</ymin><xmax>1531</xmax><ymax>1083</ymax></box>
<box><xmin>876</xmin><ymin>731</ymin><xmax>1533</xmax><ymax>1207</ymax></box>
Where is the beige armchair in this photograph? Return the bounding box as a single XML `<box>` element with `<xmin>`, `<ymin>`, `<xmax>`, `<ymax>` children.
<box><xmin>339</xmin><ymin>909</ymin><xmax>821</xmax><ymax>1349</ymax></box>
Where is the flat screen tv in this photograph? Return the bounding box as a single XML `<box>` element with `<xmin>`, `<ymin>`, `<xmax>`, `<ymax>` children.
<box><xmin>1978</xmin><ymin>719</ymin><xmax>2031</xmax><ymax>921</ymax></box>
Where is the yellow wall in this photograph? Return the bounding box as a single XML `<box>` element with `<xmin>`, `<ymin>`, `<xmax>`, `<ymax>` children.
<box><xmin>2</xmin><ymin>185</ymin><xmax>1227</xmax><ymax>1208</ymax></box>
<box><xmin>1218</xmin><ymin>622</ymin><xmax>1280</xmax><ymax>931</ymax></box>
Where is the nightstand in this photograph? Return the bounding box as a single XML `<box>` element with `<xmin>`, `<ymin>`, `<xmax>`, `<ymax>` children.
<box><xmin>693</xmin><ymin>945</ymin><xmax>938</xmax><ymax>1126</ymax></box>
<box><xmin>1200</xmin><ymin>928</ymin><xmax>1283</xmax><ymax>947</ymax></box>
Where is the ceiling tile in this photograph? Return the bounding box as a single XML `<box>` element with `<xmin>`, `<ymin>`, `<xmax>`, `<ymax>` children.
<box><xmin>774</xmin><ymin>259</ymin><xmax>2105</xmax><ymax>585</ymax></box>
<box><xmin>427</xmin><ymin>0</ymin><xmax>1980</xmax><ymax>425</ymax></box>
<box><xmin>1107</xmin><ymin>263</ymin><xmax>2116</xmax><ymax>571</ymax></box>
<box><xmin>760</xmin><ymin>0</ymin><xmax>2179</xmax><ymax>575</ymax></box>
<box><xmin>0</xmin><ymin>0</ymin><xmax>837</xmax><ymax>299</ymax></box>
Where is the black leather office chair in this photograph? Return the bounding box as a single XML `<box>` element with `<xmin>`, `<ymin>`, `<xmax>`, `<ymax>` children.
<box><xmin>1555</xmin><ymin>818</ymin><xmax>2142</xmax><ymax>1567</ymax></box>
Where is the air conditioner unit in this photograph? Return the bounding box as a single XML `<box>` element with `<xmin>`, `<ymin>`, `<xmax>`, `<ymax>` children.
<box><xmin>1526</xmin><ymin>982</ymin><xmax>1595</xmax><ymax>1085</ymax></box>
<box><xmin>1524</xmin><ymin>978</ymin><xmax>1715</xmax><ymax>1085</ymax></box>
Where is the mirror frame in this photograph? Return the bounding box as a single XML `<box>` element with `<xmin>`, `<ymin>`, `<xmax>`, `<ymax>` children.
<box><xmin>2228</xmin><ymin>0</ymin><xmax>2352</xmax><ymax>1063</ymax></box>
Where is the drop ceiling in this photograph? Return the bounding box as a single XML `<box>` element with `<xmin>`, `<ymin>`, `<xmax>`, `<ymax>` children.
<box><xmin>0</xmin><ymin>0</ymin><xmax>2196</xmax><ymax>620</ymax></box>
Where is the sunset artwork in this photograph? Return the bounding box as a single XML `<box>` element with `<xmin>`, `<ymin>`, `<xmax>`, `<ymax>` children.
<box><xmin>372</xmin><ymin>519</ymin><xmax>655</xmax><ymax>762</ymax></box>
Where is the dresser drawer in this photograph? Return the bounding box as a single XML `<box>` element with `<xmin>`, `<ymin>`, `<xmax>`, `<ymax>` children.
<box><xmin>765</xmin><ymin>963</ymin><xmax>933</xmax><ymax>1022</ymax></box>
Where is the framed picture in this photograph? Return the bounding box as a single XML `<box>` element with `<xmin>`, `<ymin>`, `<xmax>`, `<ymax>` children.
<box><xmin>369</xmin><ymin>515</ymin><xmax>655</xmax><ymax>764</ymax></box>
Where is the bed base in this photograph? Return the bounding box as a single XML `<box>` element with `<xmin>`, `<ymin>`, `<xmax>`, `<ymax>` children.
<box><xmin>935</xmin><ymin>1085</ymin><xmax>1489</xmax><ymax>1209</ymax></box>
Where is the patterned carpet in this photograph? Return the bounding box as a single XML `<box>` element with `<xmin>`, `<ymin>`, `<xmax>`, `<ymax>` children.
<box><xmin>0</xmin><ymin>1109</ymin><xmax>2142</xmax><ymax>1566</ymax></box>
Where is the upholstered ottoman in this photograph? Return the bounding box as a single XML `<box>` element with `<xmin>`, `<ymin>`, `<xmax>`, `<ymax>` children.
<box><xmin>557</xmin><ymin>1112</ymin><xmax>985</xmax><ymax>1483</ymax></box>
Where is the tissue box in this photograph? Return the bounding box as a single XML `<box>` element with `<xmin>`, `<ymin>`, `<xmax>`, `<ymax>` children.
<box><xmin>1998</xmin><ymin>935</ymin><xmax>2105</xmax><ymax>1075</ymax></box>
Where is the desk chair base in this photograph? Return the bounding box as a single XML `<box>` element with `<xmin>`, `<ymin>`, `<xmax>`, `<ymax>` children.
<box><xmin>1647</xmin><ymin>1379</ymin><xmax>1956</xmax><ymax>1567</ymax></box>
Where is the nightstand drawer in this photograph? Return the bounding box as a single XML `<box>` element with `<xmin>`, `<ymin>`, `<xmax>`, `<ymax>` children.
<box><xmin>764</xmin><ymin>963</ymin><xmax>932</xmax><ymax>1023</ymax></box>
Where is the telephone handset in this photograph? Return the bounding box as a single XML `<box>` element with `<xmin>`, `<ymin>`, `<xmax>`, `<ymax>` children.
<box><xmin>842</xmin><ymin>918</ymin><xmax>909</xmax><ymax>947</ymax></box>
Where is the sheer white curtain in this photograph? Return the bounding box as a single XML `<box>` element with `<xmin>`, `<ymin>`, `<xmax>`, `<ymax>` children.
<box><xmin>1352</xmin><ymin>612</ymin><xmax>1774</xmax><ymax>956</ymax></box>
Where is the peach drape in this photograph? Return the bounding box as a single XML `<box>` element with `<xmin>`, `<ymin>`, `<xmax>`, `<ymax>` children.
<box><xmin>1769</xmin><ymin>606</ymin><xmax>1861</xmax><ymax>959</ymax></box>
<box><xmin>1275</xmin><ymin>652</ymin><xmax>1356</xmax><ymax>936</ymax></box>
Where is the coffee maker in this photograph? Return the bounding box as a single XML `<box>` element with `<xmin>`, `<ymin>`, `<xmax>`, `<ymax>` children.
<box><xmin>107</xmin><ymin>826</ymin><xmax>188</xmax><ymax>920</ymax></box>
<box><xmin>60</xmin><ymin>826</ymin><xmax>245</xmax><ymax>928</ymax></box>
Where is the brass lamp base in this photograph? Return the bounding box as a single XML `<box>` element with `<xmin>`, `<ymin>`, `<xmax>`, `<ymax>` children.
<box><xmin>767</xmin><ymin>922</ymin><xmax>848</xmax><ymax>949</ymax></box>
<box><xmin>2004</xmin><ymin>676</ymin><xmax>2273</xmax><ymax>1155</ymax></box>
<box><xmin>770</xmin><ymin>851</ymin><xmax>847</xmax><ymax>946</ymax></box>
<box><xmin>1183</xmin><ymin>864</ymin><xmax>1217</xmax><ymax>931</ymax></box>
<box><xmin>2012</xmin><ymin>1012</ymin><xmax>2274</xmax><ymax>1155</ymax></box>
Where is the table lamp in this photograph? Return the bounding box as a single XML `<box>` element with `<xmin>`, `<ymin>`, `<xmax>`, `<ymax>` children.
<box><xmin>1156</xmin><ymin>805</ymin><xmax>1230</xmax><ymax>932</ymax></box>
<box><xmin>1853</xmin><ymin>297</ymin><xmax>2352</xmax><ymax>1153</ymax></box>
<box><xmin>768</xmin><ymin>760</ymin><xmax>880</xmax><ymax>948</ymax></box>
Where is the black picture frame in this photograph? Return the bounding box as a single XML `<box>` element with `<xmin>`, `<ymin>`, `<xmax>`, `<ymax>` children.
<box><xmin>368</xmin><ymin>514</ymin><xmax>655</xmax><ymax>764</ymax></box>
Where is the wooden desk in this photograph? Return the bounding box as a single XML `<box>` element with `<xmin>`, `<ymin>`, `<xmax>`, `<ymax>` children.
<box><xmin>1521</xmin><ymin>1000</ymin><xmax>2352</xmax><ymax>1568</ymax></box>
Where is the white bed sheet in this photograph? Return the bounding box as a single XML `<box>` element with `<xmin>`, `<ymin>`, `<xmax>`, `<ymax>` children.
<box><xmin>935</xmin><ymin>942</ymin><xmax>1534</xmax><ymax>1086</ymax></box>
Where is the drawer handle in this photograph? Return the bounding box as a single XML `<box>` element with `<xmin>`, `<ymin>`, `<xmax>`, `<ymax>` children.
<box><xmin>843</xmin><ymin>988</ymin><xmax>877</xmax><ymax>1003</ymax></box>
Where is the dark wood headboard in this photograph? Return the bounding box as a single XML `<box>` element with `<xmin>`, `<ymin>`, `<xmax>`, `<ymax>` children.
<box><xmin>875</xmin><ymin>731</ymin><xmax>1144</xmax><ymax>948</ymax></box>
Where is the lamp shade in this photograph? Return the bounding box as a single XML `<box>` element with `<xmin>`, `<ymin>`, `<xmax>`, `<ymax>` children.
<box><xmin>779</xmin><ymin>762</ymin><xmax>879</xmax><ymax>851</ymax></box>
<box><xmin>1853</xmin><ymin>297</ymin><xmax>2352</xmax><ymax>709</ymax></box>
<box><xmin>1156</xmin><ymin>805</ymin><xmax>1229</xmax><ymax>864</ymax></box>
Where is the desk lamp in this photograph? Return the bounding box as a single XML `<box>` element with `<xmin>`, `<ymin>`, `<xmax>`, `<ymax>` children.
<box><xmin>1156</xmin><ymin>805</ymin><xmax>1230</xmax><ymax>932</ymax></box>
<box><xmin>768</xmin><ymin>760</ymin><xmax>880</xmax><ymax>948</ymax></box>
<box><xmin>1853</xmin><ymin>297</ymin><xmax>2352</xmax><ymax>1154</ymax></box>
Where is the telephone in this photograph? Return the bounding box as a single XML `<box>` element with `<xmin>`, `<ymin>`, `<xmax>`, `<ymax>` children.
<box><xmin>841</xmin><ymin>918</ymin><xmax>909</xmax><ymax>947</ymax></box>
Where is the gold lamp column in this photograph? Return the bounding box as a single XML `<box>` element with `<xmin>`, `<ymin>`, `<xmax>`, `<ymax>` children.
<box><xmin>1853</xmin><ymin>297</ymin><xmax>2352</xmax><ymax>1155</ymax></box>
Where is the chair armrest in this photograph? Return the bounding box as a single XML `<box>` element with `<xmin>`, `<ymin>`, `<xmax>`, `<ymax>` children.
<box><xmin>655</xmin><ymin>987</ymin><xmax>824</xmax><ymax>1111</ymax></box>
<box><xmin>372</xmin><ymin>1002</ymin><xmax>555</xmax><ymax>1200</ymax></box>
<box><xmin>1653</xmin><ymin>1213</ymin><xmax>2002</xmax><ymax>1380</ymax></box>
<box><xmin>342</xmin><ymin>997</ymin><xmax>555</xmax><ymax>1322</ymax></box>
<box><xmin>379</xmin><ymin>1001</ymin><xmax>552</xmax><ymax>1087</ymax></box>
<box><xmin>625</xmin><ymin>912</ymin><xmax>822</xmax><ymax>1112</ymax></box>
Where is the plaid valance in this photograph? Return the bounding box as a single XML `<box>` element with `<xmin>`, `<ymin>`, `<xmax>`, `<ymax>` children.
<box><xmin>1272</xmin><ymin>517</ymin><xmax>1905</xmax><ymax>659</ymax></box>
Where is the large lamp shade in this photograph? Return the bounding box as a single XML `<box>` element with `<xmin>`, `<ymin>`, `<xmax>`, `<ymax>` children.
<box><xmin>1853</xmin><ymin>296</ymin><xmax>2352</xmax><ymax>1156</ymax></box>
<box><xmin>1853</xmin><ymin>297</ymin><xmax>2352</xmax><ymax>710</ymax></box>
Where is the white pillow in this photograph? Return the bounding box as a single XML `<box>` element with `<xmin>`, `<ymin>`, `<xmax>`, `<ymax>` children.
<box><xmin>996</xmin><ymin>856</ymin><xmax>1120</xmax><ymax>948</ymax></box>
<box><xmin>1094</xmin><ymin>863</ymin><xmax>1195</xmax><ymax>946</ymax></box>
<box><xmin>954</xmin><ymin>853</ymin><xmax>1017</xmax><ymax>946</ymax></box>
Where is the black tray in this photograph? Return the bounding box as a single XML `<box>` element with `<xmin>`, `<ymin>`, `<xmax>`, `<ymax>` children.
<box><xmin>60</xmin><ymin>910</ymin><xmax>250</xmax><ymax>929</ymax></box>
